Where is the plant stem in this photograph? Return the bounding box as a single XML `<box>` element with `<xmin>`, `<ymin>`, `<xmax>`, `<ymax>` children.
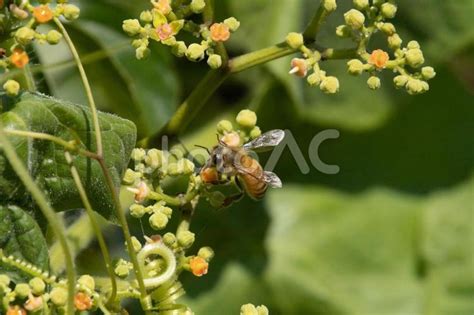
<box><xmin>96</xmin><ymin>158</ymin><xmax>149</xmax><ymax>309</ymax></box>
<box><xmin>157</xmin><ymin>69</ymin><xmax>229</xmax><ymax>139</ymax></box>
<box><xmin>23</xmin><ymin>64</ymin><xmax>37</xmax><ymax>92</ymax></box>
<box><xmin>228</xmin><ymin>42</ymin><xmax>295</xmax><ymax>73</ymax></box>
<box><xmin>0</xmin><ymin>127</ymin><xmax>76</xmax><ymax>315</ymax></box>
<box><xmin>303</xmin><ymin>3</ymin><xmax>333</xmax><ymax>42</ymax></box>
<box><xmin>54</xmin><ymin>18</ymin><xmax>103</xmax><ymax>157</ymax></box>
<box><xmin>64</xmin><ymin>152</ymin><xmax>118</xmax><ymax>306</ymax></box>
<box><xmin>3</xmin><ymin>129</ymin><xmax>99</xmax><ymax>159</ymax></box>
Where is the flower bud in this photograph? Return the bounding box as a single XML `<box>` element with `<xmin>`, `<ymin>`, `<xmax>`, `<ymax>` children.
<box><xmin>136</xmin><ymin>46</ymin><xmax>150</xmax><ymax>60</ymax></box>
<box><xmin>152</xmin><ymin>0</ymin><xmax>172</xmax><ymax>15</ymax></box>
<box><xmin>421</xmin><ymin>66</ymin><xmax>436</xmax><ymax>80</ymax></box>
<box><xmin>285</xmin><ymin>32</ymin><xmax>304</xmax><ymax>49</ymax></box>
<box><xmin>123</xmin><ymin>19</ymin><xmax>142</xmax><ymax>36</ymax></box>
<box><xmin>393</xmin><ymin>75</ymin><xmax>409</xmax><ymax>88</ymax></box>
<box><xmin>224</xmin><ymin>17</ymin><xmax>241</xmax><ymax>32</ymax></box>
<box><xmin>114</xmin><ymin>260</ymin><xmax>132</xmax><ymax>278</ymax></box>
<box><xmin>323</xmin><ymin>0</ymin><xmax>337</xmax><ymax>12</ymax></box>
<box><xmin>344</xmin><ymin>9</ymin><xmax>365</xmax><ymax>29</ymax></box>
<box><xmin>380</xmin><ymin>2</ymin><xmax>397</xmax><ymax>19</ymax></box>
<box><xmin>0</xmin><ymin>275</ymin><xmax>10</xmax><ymax>286</ymax></box>
<box><xmin>9</xmin><ymin>4</ymin><xmax>29</xmax><ymax>20</ymax></box>
<box><xmin>3</xmin><ymin>80</ymin><xmax>20</xmax><ymax>97</ymax></box>
<box><xmin>221</xmin><ymin>132</ymin><xmax>241</xmax><ymax>147</ymax></box>
<box><xmin>353</xmin><ymin>0</ymin><xmax>369</xmax><ymax>10</ymax></box>
<box><xmin>241</xmin><ymin>304</ymin><xmax>258</xmax><ymax>315</ymax></box>
<box><xmin>198</xmin><ymin>247</ymin><xmax>215</xmax><ymax>261</ymax></box>
<box><xmin>63</xmin><ymin>4</ymin><xmax>80</xmax><ymax>20</ymax></box>
<box><xmin>131</xmin><ymin>236</ymin><xmax>142</xmax><ymax>252</ymax></box>
<box><xmin>171</xmin><ymin>41</ymin><xmax>187</xmax><ymax>57</ymax></box>
<box><xmin>380</xmin><ymin>23</ymin><xmax>396</xmax><ymax>35</ymax></box>
<box><xmin>250</xmin><ymin>126</ymin><xmax>262</xmax><ymax>139</ymax></box>
<box><xmin>407</xmin><ymin>40</ymin><xmax>420</xmax><ymax>50</ymax></box>
<box><xmin>236</xmin><ymin>109</ymin><xmax>257</xmax><ymax>129</ymax></box>
<box><xmin>207</xmin><ymin>54</ymin><xmax>222</xmax><ymax>69</ymax></box>
<box><xmin>130</xmin><ymin>204</ymin><xmax>146</xmax><ymax>218</ymax></box>
<box><xmin>186</xmin><ymin>43</ymin><xmax>205</xmax><ymax>61</ymax></box>
<box><xmin>387</xmin><ymin>33</ymin><xmax>402</xmax><ymax>49</ymax></box>
<box><xmin>131</xmin><ymin>148</ymin><xmax>146</xmax><ymax>161</ymax></box>
<box><xmin>78</xmin><ymin>275</ymin><xmax>95</xmax><ymax>291</ymax></box>
<box><xmin>50</xmin><ymin>287</ymin><xmax>68</xmax><ymax>306</ymax></box>
<box><xmin>347</xmin><ymin>59</ymin><xmax>364</xmax><ymax>75</ymax></box>
<box><xmin>140</xmin><ymin>10</ymin><xmax>153</xmax><ymax>23</ymax></box>
<box><xmin>217</xmin><ymin>120</ymin><xmax>233</xmax><ymax>134</ymax></box>
<box><xmin>163</xmin><ymin>233</ymin><xmax>177</xmax><ymax>246</ymax></box>
<box><xmin>46</xmin><ymin>30</ymin><xmax>62</xmax><ymax>45</ymax></box>
<box><xmin>123</xmin><ymin>169</ymin><xmax>140</xmax><ymax>185</ymax></box>
<box><xmin>256</xmin><ymin>306</ymin><xmax>269</xmax><ymax>315</ymax></box>
<box><xmin>336</xmin><ymin>25</ymin><xmax>352</xmax><ymax>37</ymax></box>
<box><xmin>15</xmin><ymin>27</ymin><xmax>36</xmax><ymax>46</ymax></box>
<box><xmin>406</xmin><ymin>79</ymin><xmax>425</xmax><ymax>95</ymax></box>
<box><xmin>405</xmin><ymin>48</ymin><xmax>425</xmax><ymax>68</ymax></box>
<box><xmin>177</xmin><ymin>231</ymin><xmax>195</xmax><ymax>248</ymax></box>
<box><xmin>149</xmin><ymin>212</ymin><xmax>169</xmax><ymax>230</ymax></box>
<box><xmin>15</xmin><ymin>283</ymin><xmax>31</xmax><ymax>298</ymax></box>
<box><xmin>320</xmin><ymin>76</ymin><xmax>340</xmax><ymax>94</ymax></box>
<box><xmin>190</xmin><ymin>0</ymin><xmax>206</xmax><ymax>13</ymax></box>
<box><xmin>29</xmin><ymin>278</ymin><xmax>45</xmax><ymax>295</ymax></box>
<box><xmin>307</xmin><ymin>73</ymin><xmax>321</xmax><ymax>86</ymax></box>
<box><xmin>189</xmin><ymin>256</ymin><xmax>208</xmax><ymax>277</ymax></box>
<box><xmin>144</xmin><ymin>149</ymin><xmax>163</xmax><ymax>169</ymax></box>
<box><xmin>367</xmin><ymin>76</ymin><xmax>381</xmax><ymax>90</ymax></box>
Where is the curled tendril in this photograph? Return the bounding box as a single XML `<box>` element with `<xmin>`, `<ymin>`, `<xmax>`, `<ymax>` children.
<box><xmin>137</xmin><ymin>241</ymin><xmax>177</xmax><ymax>289</ymax></box>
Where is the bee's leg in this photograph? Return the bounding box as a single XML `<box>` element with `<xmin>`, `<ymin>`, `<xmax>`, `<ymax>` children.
<box><xmin>221</xmin><ymin>176</ymin><xmax>244</xmax><ymax>207</ymax></box>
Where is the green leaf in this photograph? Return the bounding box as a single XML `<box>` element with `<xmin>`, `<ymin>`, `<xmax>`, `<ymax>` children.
<box><xmin>35</xmin><ymin>2</ymin><xmax>179</xmax><ymax>139</ymax></box>
<box><xmin>0</xmin><ymin>205</ymin><xmax>49</xmax><ymax>283</ymax></box>
<box><xmin>0</xmin><ymin>92</ymin><xmax>137</xmax><ymax>222</ymax></box>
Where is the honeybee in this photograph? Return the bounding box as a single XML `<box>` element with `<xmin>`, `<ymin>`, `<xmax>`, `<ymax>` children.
<box><xmin>200</xmin><ymin>129</ymin><xmax>285</xmax><ymax>202</ymax></box>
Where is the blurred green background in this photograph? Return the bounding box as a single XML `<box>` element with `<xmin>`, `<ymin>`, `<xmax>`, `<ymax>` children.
<box><xmin>35</xmin><ymin>0</ymin><xmax>473</xmax><ymax>314</ymax></box>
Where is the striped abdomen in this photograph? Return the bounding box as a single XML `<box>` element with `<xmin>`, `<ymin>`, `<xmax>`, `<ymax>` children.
<box><xmin>238</xmin><ymin>154</ymin><xmax>267</xmax><ymax>200</ymax></box>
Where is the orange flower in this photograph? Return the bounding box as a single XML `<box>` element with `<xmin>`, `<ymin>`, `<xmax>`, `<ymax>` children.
<box><xmin>24</xmin><ymin>294</ymin><xmax>43</xmax><ymax>312</ymax></box>
<box><xmin>189</xmin><ymin>256</ymin><xmax>209</xmax><ymax>277</ymax></box>
<box><xmin>289</xmin><ymin>58</ymin><xmax>308</xmax><ymax>77</ymax></box>
<box><xmin>157</xmin><ymin>23</ymin><xmax>173</xmax><ymax>41</ymax></box>
<box><xmin>33</xmin><ymin>5</ymin><xmax>53</xmax><ymax>24</ymax></box>
<box><xmin>74</xmin><ymin>292</ymin><xmax>93</xmax><ymax>311</ymax></box>
<box><xmin>210</xmin><ymin>23</ymin><xmax>230</xmax><ymax>42</ymax></box>
<box><xmin>369</xmin><ymin>49</ymin><xmax>390</xmax><ymax>69</ymax></box>
<box><xmin>6</xmin><ymin>306</ymin><xmax>27</xmax><ymax>315</ymax></box>
<box><xmin>10</xmin><ymin>49</ymin><xmax>29</xmax><ymax>68</ymax></box>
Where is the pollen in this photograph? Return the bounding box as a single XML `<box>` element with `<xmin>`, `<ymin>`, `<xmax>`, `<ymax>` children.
<box><xmin>189</xmin><ymin>256</ymin><xmax>208</xmax><ymax>277</ymax></box>
<box><xmin>368</xmin><ymin>49</ymin><xmax>390</xmax><ymax>69</ymax></box>
<box><xmin>74</xmin><ymin>292</ymin><xmax>93</xmax><ymax>311</ymax></box>
<box><xmin>157</xmin><ymin>23</ymin><xmax>173</xmax><ymax>41</ymax></box>
<box><xmin>210</xmin><ymin>23</ymin><xmax>230</xmax><ymax>42</ymax></box>
<box><xmin>33</xmin><ymin>5</ymin><xmax>54</xmax><ymax>24</ymax></box>
<box><xmin>10</xmin><ymin>49</ymin><xmax>29</xmax><ymax>68</ymax></box>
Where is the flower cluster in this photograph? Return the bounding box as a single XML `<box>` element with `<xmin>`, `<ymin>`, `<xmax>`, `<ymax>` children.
<box><xmin>0</xmin><ymin>0</ymin><xmax>80</xmax><ymax>96</ymax></box>
<box><xmin>0</xmin><ymin>252</ymin><xmax>101</xmax><ymax>314</ymax></box>
<box><xmin>286</xmin><ymin>0</ymin><xmax>435</xmax><ymax>95</ymax></box>
<box><xmin>122</xmin><ymin>0</ymin><xmax>240</xmax><ymax>68</ymax></box>
<box><xmin>240</xmin><ymin>303</ymin><xmax>270</xmax><ymax>315</ymax></box>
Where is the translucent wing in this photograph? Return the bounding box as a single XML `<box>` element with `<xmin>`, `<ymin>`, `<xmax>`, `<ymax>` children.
<box><xmin>243</xmin><ymin>129</ymin><xmax>285</xmax><ymax>151</ymax></box>
<box><xmin>263</xmin><ymin>171</ymin><xmax>282</xmax><ymax>188</ymax></box>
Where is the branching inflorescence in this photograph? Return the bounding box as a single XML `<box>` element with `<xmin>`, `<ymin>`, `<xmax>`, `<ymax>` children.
<box><xmin>0</xmin><ymin>0</ymin><xmax>435</xmax><ymax>314</ymax></box>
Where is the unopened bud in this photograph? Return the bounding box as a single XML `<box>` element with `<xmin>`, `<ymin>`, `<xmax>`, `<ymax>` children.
<box><xmin>3</xmin><ymin>80</ymin><xmax>20</xmax><ymax>97</ymax></box>
<box><xmin>177</xmin><ymin>231</ymin><xmax>195</xmax><ymax>248</ymax></box>
<box><xmin>367</xmin><ymin>76</ymin><xmax>381</xmax><ymax>90</ymax></box>
<box><xmin>207</xmin><ymin>54</ymin><xmax>222</xmax><ymax>69</ymax></box>
<box><xmin>15</xmin><ymin>27</ymin><xmax>36</xmax><ymax>46</ymax></box>
<box><xmin>136</xmin><ymin>46</ymin><xmax>150</xmax><ymax>60</ymax></box>
<box><xmin>29</xmin><ymin>278</ymin><xmax>45</xmax><ymax>295</ymax></box>
<box><xmin>250</xmin><ymin>126</ymin><xmax>262</xmax><ymax>139</ymax></box>
<box><xmin>285</xmin><ymin>32</ymin><xmax>304</xmax><ymax>49</ymax></box>
<box><xmin>380</xmin><ymin>2</ymin><xmax>397</xmax><ymax>19</ymax></box>
<box><xmin>353</xmin><ymin>0</ymin><xmax>369</xmax><ymax>10</ymax></box>
<box><xmin>163</xmin><ymin>233</ymin><xmax>177</xmax><ymax>246</ymax></box>
<box><xmin>393</xmin><ymin>75</ymin><xmax>409</xmax><ymax>88</ymax></box>
<box><xmin>123</xmin><ymin>19</ymin><xmax>142</xmax><ymax>36</ymax></box>
<box><xmin>320</xmin><ymin>76</ymin><xmax>340</xmax><ymax>94</ymax></box>
<box><xmin>224</xmin><ymin>17</ymin><xmax>240</xmax><ymax>32</ymax></box>
<box><xmin>323</xmin><ymin>0</ymin><xmax>337</xmax><ymax>12</ymax></box>
<box><xmin>172</xmin><ymin>41</ymin><xmax>187</xmax><ymax>57</ymax></box>
<box><xmin>236</xmin><ymin>109</ymin><xmax>257</xmax><ymax>129</ymax></box>
<box><xmin>190</xmin><ymin>0</ymin><xmax>206</xmax><ymax>13</ymax></box>
<box><xmin>46</xmin><ymin>30</ymin><xmax>62</xmax><ymax>45</ymax></box>
<box><xmin>198</xmin><ymin>247</ymin><xmax>215</xmax><ymax>261</ymax></box>
<box><xmin>140</xmin><ymin>10</ymin><xmax>153</xmax><ymax>23</ymax></box>
<box><xmin>50</xmin><ymin>287</ymin><xmax>68</xmax><ymax>306</ymax></box>
<box><xmin>380</xmin><ymin>23</ymin><xmax>396</xmax><ymax>35</ymax></box>
<box><xmin>63</xmin><ymin>4</ymin><xmax>80</xmax><ymax>20</ymax></box>
<box><xmin>344</xmin><ymin>9</ymin><xmax>365</xmax><ymax>29</ymax></box>
<box><xmin>421</xmin><ymin>66</ymin><xmax>436</xmax><ymax>80</ymax></box>
<box><xmin>347</xmin><ymin>59</ymin><xmax>364</xmax><ymax>75</ymax></box>
<box><xmin>15</xmin><ymin>283</ymin><xmax>31</xmax><ymax>298</ymax></box>
<box><xmin>186</xmin><ymin>43</ymin><xmax>205</xmax><ymax>61</ymax></box>
<box><xmin>336</xmin><ymin>25</ymin><xmax>352</xmax><ymax>37</ymax></box>
<box><xmin>387</xmin><ymin>33</ymin><xmax>402</xmax><ymax>49</ymax></box>
<box><xmin>217</xmin><ymin>120</ymin><xmax>233</xmax><ymax>134</ymax></box>
<box><xmin>405</xmin><ymin>48</ymin><xmax>424</xmax><ymax>68</ymax></box>
<box><xmin>78</xmin><ymin>275</ymin><xmax>95</xmax><ymax>291</ymax></box>
<box><xmin>149</xmin><ymin>212</ymin><xmax>169</xmax><ymax>230</ymax></box>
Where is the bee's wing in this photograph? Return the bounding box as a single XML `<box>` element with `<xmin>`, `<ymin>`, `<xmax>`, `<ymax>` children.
<box><xmin>243</xmin><ymin>129</ymin><xmax>285</xmax><ymax>152</ymax></box>
<box><xmin>263</xmin><ymin>171</ymin><xmax>282</xmax><ymax>188</ymax></box>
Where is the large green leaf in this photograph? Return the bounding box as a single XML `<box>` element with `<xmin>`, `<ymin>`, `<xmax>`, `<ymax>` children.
<box><xmin>35</xmin><ymin>0</ymin><xmax>179</xmax><ymax>139</ymax></box>
<box><xmin>0</xmin><ymin>205</ymin><xmax>49</xmax><ymax>283</ymax></box>
<box><xmin>0</xmin><ymin>92</ymin><xmax>137</xmax><ymax>222</ymax></box>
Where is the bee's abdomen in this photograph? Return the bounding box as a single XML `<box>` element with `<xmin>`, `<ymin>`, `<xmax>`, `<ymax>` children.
<box><xmin>239</xmin><ymin>156</ymin><xmax>267</xmax><ymax>199</ymax></box>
